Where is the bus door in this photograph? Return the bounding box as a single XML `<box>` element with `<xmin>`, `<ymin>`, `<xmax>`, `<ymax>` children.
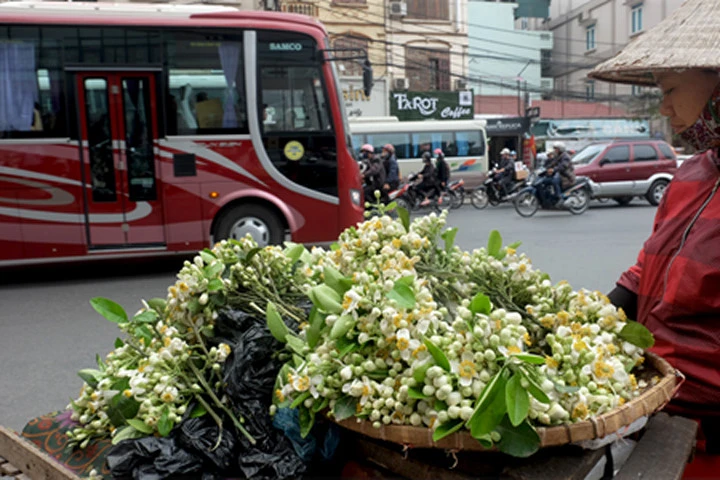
<box><xmin>75</xmin><ymin>72</ymin><xmax>165</xmax><ymax>248</ymax></box>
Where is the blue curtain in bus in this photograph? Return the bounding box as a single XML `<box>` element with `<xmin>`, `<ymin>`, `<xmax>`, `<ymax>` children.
<box><xmin>455</xmin><ymin>132</ymin><xmax>471</xmax><ymax>156</ymax></box>
<box><xmin>218</xmin><ymin>42</ymin><xmax>241</xmax><ymax>129</ymax></box>
<box><xmin>431</xmin><ymin>133</ymin><xmax>444</xmax><ymax>154</ymax></box>
<box><xmin>0</xmin><ymin>43</ymin><xmax>38</xmax><ymax>132</ymax></box>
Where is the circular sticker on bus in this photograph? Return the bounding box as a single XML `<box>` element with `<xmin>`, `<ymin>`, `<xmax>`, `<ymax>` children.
<box><xmin>284</xmin><ymin>141</ymin><xmax>305</xmax><ymax>161</ymax></box>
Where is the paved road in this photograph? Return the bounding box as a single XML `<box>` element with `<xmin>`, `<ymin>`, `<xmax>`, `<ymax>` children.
<box><xmin>0</xmin><ymin>200</ymin><xmax>657</xmax><ymax>431</ymax></box>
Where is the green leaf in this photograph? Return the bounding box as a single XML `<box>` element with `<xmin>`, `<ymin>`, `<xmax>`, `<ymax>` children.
<box><xmin>146</xmin><ymin>298</ymin><xmax>167</xmax><ymax>313</ymax></box>
<box><xmin>505</xmin><ymin>374</ymin><xmax>530</xmax><ymax>427</ymax></box>
<box><xmin>441</xmin><ymin>227</ymin><xmax>458</xmax><ymax>253</ymax></box>
<box><xmin>187</xmin><ymin>298</ymin><xmax>202</xmax><ymax>315</ymax></box>
<box><xmin>487</xmin><ymin>230</ymin><xmax>503</xmax><ymax>259</ymax></box>
<box><xmin>413</xmin><ymin>363</ymin><xmax>432</xmax><ymax>384</ymax></box>
<box><xmin>90</xmin><ymin>297</ymin><xmax>127</xmax><ymax>324</ymax></box>
<box><xmin>190</xmin><ymin>403</ymin><xmax>207</xmax><ymax>418</ymax></box>
<box><xmin>111</xmin><ymin>425</ymin><xmax>145</xmax><ymax>445</ymax></box>
<box><xmin>396</xmin><ymin>275</ymin><xmax>415</xmax><ymax>287</ymax></box>
<box><xmin>469</xmin><ymin>292</ymin><xmax>492</xmax><ymax>316</ymax></box>
<box><xmin>203</xmin><ymin>261</ymin><xmax>224</xmax><ymax>279</ymax></box>
<box><xmin>285</xmin><ymin>334</ymin><xmax>306</xmax><ymax>355</ymax></box>
<box><xmin>108</xmin><ymin>394</ymin><xmax>140</xmax><ymax>428</ymax></box>
<box><xmin>245</xmin><ymin>247</ymin><xmax>262</xmax><ymax>263</ymax></box>
<box><xmin>466</xmin><ymin>367</ymin><xmax>507</xmax><ymax>432</ymax></box>
<box><xmin>206</xmin><ymin>278</ymin><xmax>224</xmax><ymax>293</ymax></box>
<box><xmin>386</xmin><ymin>283</ymin><xmax>416</xmax><ymax>309</ymax></box>
<box><xmin>284</xmin><ymin>242</ymin><xmax>306</xmax><ymax>263</ymax></box>
<box><xmin>386</xmin><ymin>201</ymin><xmax>398</xmax><ymax>211</ymax></box>
<box><xmin>126</xmin><ymin>418</ymin><xmax>153</xmax><ymax>434</ymax></box>
<box><xmin>78</xmin><ymin>369</ymin><xmax>102</xmax><ymax>389</ymax></box>
<box><xmin>519</xmin><ymin>368</ymin><xmax>550</xmax><ymax>404</ymax></box>
<box><xmin>299</xmin><ymin>406</ymin><xmax>315</xmax><ymax>438</ymax></box>
<box><xmin>266</xmin><ymin>301</ymin><xmax>289</xmax><ymax>343</ymax></box>
<box><xmin>432</xmin><ymin>418</ymin><xmax>464</xmax><ymax>442</ymax></box>
<box><xmin>158</xmin><ymin>405</ymin><xmax>173</xmax><ymax>437</ymax></box>
<box><xmin>434</xmin><ymin>400</ymin><xmax>448</xmax><ymax>412</ymax></box>
<box><xmin>508</xmin><ymin>241</ymin><xmax>522</xmax><ymax>250</ymax></box>
<box><xmin>312</xmin><ymin>396</ymin><xmax>330</xmax><ymax>413</ymax></box>
<box><xmin>199</xmin><ymin>249</ymin><xmax>216</xmax><ymax>264</ymax></box>
<box><xmin>134</xmin><ymin>325</ymin><xmax>153</xmax><ymax>346</ymax></box>
<box><xmin>306</xmin><ymin>307</ymin><xmax>325</xmax><ymax>349</ymax></box>
<box><xmin>333</xmin><ymin>395</ymin><xmax>358</xmax><ymax>421</ymax></box>
<box><xmin>324</xmin><ymin>266</ymin><xmax>353</xmax><ymax>296</ymax></box>
<box><xmin>330</xmin><ymin>242</ymin><xmax>340</xmax><ymax>251</ymax></box>
<box><xmin>309</xmin><ymin>285</ymin><xmax>343</xmax><ymax>314</ymax></box>
<box><xmin>330</xmin><ymin>314</ymin><xmax>356</xmax><ymax>340</ymax></box>
<box><xmin>496</xmin><ymin>417</ymin><xmax>541</xmax><ymax>458</ymax></box>
<box><xmin>408</xmin><ymin>386</ymin><xmax>428</xmax><ymax>400</ymax></box>
<box><xmin>468</xmin><ymin>371</ymin><xmax>508</xmax><ymax>438</ymax></box>
<box><xmin>423</xmin><ymin>338</ymin><xmax>451</xmax><ymax>372</ymax></box>
<box><xmin>110</xmin><ymin>378</ymin><xmax>130</xmax><ymax>392</ymax></box>
<box><xmin>473</xmin><ymin>433</ymin><xmax>494</xmax><ymax>448</ymax></box>
<box><xmin>114</xmin><ymin>338</ymin><xmax>124</xmax><ymax>349</ymax></box>
<box><xmin>619</xmin><ymin>321</ymin><xmax>655</xmax><ymax>349</ymax></box>
<box><xmin>290</xmin><ymin>391</ymin><xmax>311</xmax><ymax>409</ymax></box>
<box><xmin>336</xmin><ymin>336</ymin><xmax>360</xmax><ymax>357</ymax></box>
<box><xmin>511</xmin><ymin>353</ymin><xmax>546</xmax><ymax>365</ymax></box>
<box><xmin>96</xmin><ymin>354</ymin><xmax>105</xmax><ymax>372</ymax></box>
<box><xmin>133</xmin><ymin>311</ymin><xmax>156</xmax><ymax>324</ymax></box>
<box><xmin>397</xmin><ymin>206</ymin><xmax>410</xmax><ymax>232</ymax></box>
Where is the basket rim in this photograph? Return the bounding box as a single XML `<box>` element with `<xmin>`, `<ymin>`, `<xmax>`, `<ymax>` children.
<box><xmin>332</xmin><ymin>352</ymin><xmax>677</xmax><ymax>451</ymax></box>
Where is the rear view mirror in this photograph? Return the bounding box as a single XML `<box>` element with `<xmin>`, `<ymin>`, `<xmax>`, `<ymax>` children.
<box><xmin>599</xmin><ymin>158</ymin><xmax>610</xmax><ymax>166</ymax></box>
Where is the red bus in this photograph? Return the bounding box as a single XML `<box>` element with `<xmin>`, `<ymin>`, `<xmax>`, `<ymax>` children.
<box><xmin>0</xmin><ymin>2</ymin><xmax>365</xmax><ymax>267</ymax></box>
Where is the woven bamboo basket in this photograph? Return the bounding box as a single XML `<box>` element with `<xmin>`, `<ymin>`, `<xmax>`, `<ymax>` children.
<box><xmin>334</xmin><ymin>352</ymin><xmax>679</xmax><ymax>451</ymax></box>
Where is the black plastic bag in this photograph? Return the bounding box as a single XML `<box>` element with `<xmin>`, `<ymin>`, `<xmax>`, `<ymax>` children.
<box><xmin>105</xmin><ymin>435</ymin><xmax>205</xmax><ymax>480</ymax></box>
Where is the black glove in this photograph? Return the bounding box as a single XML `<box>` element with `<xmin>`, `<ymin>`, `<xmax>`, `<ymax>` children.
<box><xmin>607</xmin><ymin>285</ymin><xmax>638</xmax><ymax>321</ymax></box>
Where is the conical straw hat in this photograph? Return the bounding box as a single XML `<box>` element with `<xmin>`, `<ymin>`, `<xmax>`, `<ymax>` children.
<box><xmin>588</xmin><ymin>0</ymin><xmax>720</xmax><ymax>85</ymax></box>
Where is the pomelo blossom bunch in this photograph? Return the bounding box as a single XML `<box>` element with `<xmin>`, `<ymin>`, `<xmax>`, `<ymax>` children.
<box><xmin>270</xmin><ymin>208</ymin><xmax>654</xmax><ymax>457</ymax></box>
<box><xmin>68</xmin><ymin>238</ymin><xmax>310</xmax><ymax>448</ymax></box>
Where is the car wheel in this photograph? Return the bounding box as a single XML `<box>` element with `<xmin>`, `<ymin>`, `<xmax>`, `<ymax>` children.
<box><xmin>214</xmin><ymin>204</ymin><xmax>284</xmax><ymax>247</ymax></box>
<box><xmin>646</xmin><ymin>180</ymin><xmax>669</xmax><ymax>206</ymax></box>
<box><xmin>614</xmin><ymin>196</ymin><xmax>633</xmax><ymax>206</ymax></box>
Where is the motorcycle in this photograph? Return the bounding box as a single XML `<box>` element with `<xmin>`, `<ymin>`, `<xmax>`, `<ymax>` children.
<box><xmin>447</xmin><ymin>178</ymin><xmax>465</xmax><ymax>209</ymax></box>
<box><xmin>512</xmin><ymin>168</ymin><xmax>592</xmax><ymax>217</ymax></box>
<box><xmin>471</xmin><ymin>171</ymin><xmax>527</xmax><ymax>209</ymax></box>
<box><xmin>392</xmin><ymin>172</ymin><xmax>455</xmax><ymax>213</ymax></box>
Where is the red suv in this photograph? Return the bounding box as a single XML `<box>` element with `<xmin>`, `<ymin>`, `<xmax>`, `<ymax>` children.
<box><xmin>572</xmin><ymin>140</ymin><xmax>677</xmax><ymax>206</ymax></box>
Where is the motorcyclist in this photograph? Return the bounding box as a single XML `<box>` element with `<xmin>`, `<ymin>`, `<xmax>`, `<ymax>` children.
<box><xmin>361</xmin><ymin>144</ymin><xmax>386</xmax><ymax>203</ymax></box>
<box><xmin>493</xmin><ymin>148</ymin><xmax>514</xmax><ymax>196</ymax></box>
<box><xmin>434</xmin><ymin>148</ymin><xmax>450</xmax><ymax>189</ymax></box>
<box><xmin>418</xmin><ymin>152</ymin><xmax>439</xmax><ymax>206</ymax></box>
<box><xmin>382</xmin><ymin>144</ymin><xmax>400</xmax><ymax>193</ymax></box>
<box><xmin>542</xmin><ymin>142</ymin><xmax>575</xmax><ymax>205</ymax></box>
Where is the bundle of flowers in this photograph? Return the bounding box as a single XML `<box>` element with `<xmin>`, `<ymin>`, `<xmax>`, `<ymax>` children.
<box><xmin>67</xmin><ymin>206</ymin><xmax>654</xmax><ymax>461</ymax></box>
<box><xmin>267</xmin><ymin>208</ymin><xmax>654</xmax><ymax>457</ymax></box>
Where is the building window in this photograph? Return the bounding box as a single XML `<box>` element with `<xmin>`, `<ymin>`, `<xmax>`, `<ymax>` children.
<box><xmin>586</xmin><ymin>81</ymin><xmax>595</xmax><ymax>101</ymax></box>
<box><xmin>631</xmin><ymin>4</ymin><xmax>643</xmax><ymax>34</ymax></box>
<box><xmin>586</xmin><ymin>25</ymin><xmax>596</xmax><ymax>51</ymax></box>
<box><xmin>332</xmin><ymin>36</ymin><xmax>369</xmax><ymax>77</ymax></box>
<box><xmin>631</xmin><ymin>85</ymin><xmax>646</xmax><ymax>97</ymax></box>
<box><xmin>520</xmin><ymin>17</ymin><xmax>529</xmax><ymax>30</ymax></box>
<box><xmin>405</xmin><ymin>46</ymin><xmax>450</xmax><ymax>91</ymax></box>
<box><xmin>406</xmin><ymin>0</ymin><xmax>449</xmax><ymax>21</ymax></box>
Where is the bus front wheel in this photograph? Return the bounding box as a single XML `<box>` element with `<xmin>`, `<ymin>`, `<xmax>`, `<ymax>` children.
<box><xmin>214</xmin><ymin>204</ymin><xmax>284</xmax><ymax>247</ymax></box>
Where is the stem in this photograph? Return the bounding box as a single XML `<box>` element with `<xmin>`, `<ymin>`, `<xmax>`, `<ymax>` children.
<box><xmin>188</xmin><ymin>361</ymin><xmax>256</xmax><ymax>445</ymax></box>
<box><xmin>194</xmin><ymin>394</ymin><xmax>224</xmax><ymax>450</ymax></box>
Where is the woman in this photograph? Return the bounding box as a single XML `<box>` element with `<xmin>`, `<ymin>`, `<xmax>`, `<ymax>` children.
<box><xmin>588</xmin><ymin>0</ymin><xmax>720</xmax><ymax>475</ymax></box>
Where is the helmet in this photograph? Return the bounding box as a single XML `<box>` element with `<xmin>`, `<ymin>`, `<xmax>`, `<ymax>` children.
<box><xmin>553</xmin><ymin>142</ymin><xmax>566</xmax><ymax>153</ymax></box>
<box><xmin>500</xmin><ymin>148</ymin><xmax>511</xmax><ymax>155</ymax></box>
<box><xmin>422</xmin><ymin>151</ymin><xmax>432</xmax><ymax>162</ymax></box>
<box><xmin>361</xmin><ymin>143</ymin><xmax>374</xmax><ymax>153</ymax></box>
<box><xmin>510</xmin><ymin>150</ymin><xmax>517</xmax><ymax>156</ymax></box>
<box><xmin>382</xmin><ymin>144</ymin><xmax>395</xmax><ymax>153</ymax></box>
<box><xmin>434</xmin><ymin>148</ymin><xmax>444</xmax><ymax>156</ymax></box>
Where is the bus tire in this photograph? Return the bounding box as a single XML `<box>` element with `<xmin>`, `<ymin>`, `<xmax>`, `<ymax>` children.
<box><xmin>214</xmin><ymin>204</ymin><xmax>284</xmax><ymax>247</ymax></box>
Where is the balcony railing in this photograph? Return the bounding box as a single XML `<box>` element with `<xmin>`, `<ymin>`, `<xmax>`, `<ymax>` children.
<box><xmin>282</xmin><ymin>2</ymin><xmax>318</xmax><ymax>16</ymax></box>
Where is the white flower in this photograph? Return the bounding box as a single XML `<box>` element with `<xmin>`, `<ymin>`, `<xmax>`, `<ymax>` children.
<box><xmin>452</xmin><ymin>352</ymin><xmax>478</xmax><ymax>387</ymax></box>
<box><xmin>340</xmin><ymin>366</ymin><xmax>353</xmax><ymax>381</ymax></box>
<box><xmin>342</xmin><ymin>376</ymin><xmax>374</xmax><ymax>405</ymax></box>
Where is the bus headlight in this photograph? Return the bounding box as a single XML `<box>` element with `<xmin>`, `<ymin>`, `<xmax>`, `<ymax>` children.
<box><xmin>350</xmin><ymin>189</ymin><xmax>361</xmax><ymax>206</ymax></box>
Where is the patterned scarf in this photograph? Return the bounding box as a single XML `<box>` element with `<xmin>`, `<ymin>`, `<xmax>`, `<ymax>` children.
<box><xmin>679</xmin><ymin>83</ymin><xmax>720</xmax><ymax>152</ymax></box>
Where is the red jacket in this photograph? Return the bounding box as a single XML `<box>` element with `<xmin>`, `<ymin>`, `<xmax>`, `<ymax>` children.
<box><xmin>618</xmin><ymin>149</ymin><xmax>720</xmax><ymax>418</ymax></box>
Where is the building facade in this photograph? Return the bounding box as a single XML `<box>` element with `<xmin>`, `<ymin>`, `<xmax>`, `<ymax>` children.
<box><xmin>468</xmin><ymin>0</ymin><xmax>553</xmax><ymax>102</ymax></box>
<box><xmin>526</xmin><ymin>0</ymin><xmax>685</xmax><ymax>106</ymax></box>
